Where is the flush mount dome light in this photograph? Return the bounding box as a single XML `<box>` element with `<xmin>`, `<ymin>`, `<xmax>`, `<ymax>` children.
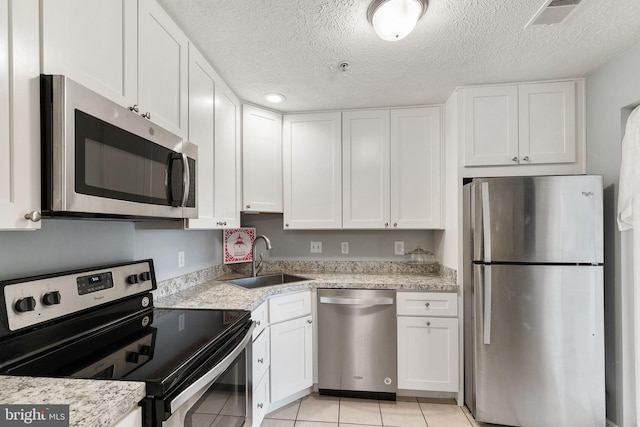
<box><xmin>263</xmin><ymin>93</ymin><xmax>286</xmax><ymax>103</ymax></box>
<box><xmin>367</xmin><ymin>0</ymin><xmax>428</xmax><ymax>41</ymax></box>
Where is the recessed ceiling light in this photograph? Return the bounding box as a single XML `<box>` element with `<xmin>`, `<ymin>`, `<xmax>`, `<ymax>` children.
<box><xmin>264</xmin><ymin>93</ymin><xmax>286</xmax><ymax>103</ymax></box>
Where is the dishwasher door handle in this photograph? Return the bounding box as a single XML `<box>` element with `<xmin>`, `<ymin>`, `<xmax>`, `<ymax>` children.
<box><xmin>319</xmin><ymin>296</ymin><xmax>394</xmax><ymax>306</ymax></box>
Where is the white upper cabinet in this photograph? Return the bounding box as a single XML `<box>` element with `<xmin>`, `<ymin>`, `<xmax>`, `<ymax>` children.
<box><xmin>390</xmin><ymin>107</ymin><xmax>443</xmax><ymax>229</ymax></box>
<box><xmin>243</xmin><ymin>105</ymin><xmax>283</xmax><ymax>213</ymax></box>
<box><xmin>463</xmin><ymin>80</ymin><xmax>580</xmax><ymax>172</ymax></box>
<box><xmin>138</xmin><ymin>0</ymin><xmax>188</xmax><ymax>138</ymax></box>
<box><xmin>184</xmin><ymin>44</ymin><xmax>216</xmax><ymax>229</ymax></box>
<box><xmin>213</xmin><ymin>81</ymin><xmax>241</xmax><ymax>229</ymax></box>
<box><xmin>342</xmin><ymin>110</ymin><xmax>391</xmax><ymax>229</ymax></box>
<box><xmin>42</xmin><ymin>0</ymin><xmax>188</xmax><ymax>139</ymax></box>
<box><xmin>283</xmin><ymin>112</ymin><xmax>342</xmax><ymax>230</ymax></box>
<box><xmin>41</xmin><ymin>0</ymin><xmax>137</xmax><ymax>108</ymax></box>
<box><xmin>0</xmin><ymin>0</ymin><xmax>41</xmax><ymax>230</ymax></box>
<box><xmin>518</xmin><ymin>81</ymin><xmax>576</xmax><ymax>164</ymax></box>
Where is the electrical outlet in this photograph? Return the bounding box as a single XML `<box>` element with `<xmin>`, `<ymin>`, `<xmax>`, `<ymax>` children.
<box><xmin>178</xmin><ymin>251</ymin><xmax>185</xmax><ymax>268</ymax></box>
<box><xmin>341</xmin><ymin>242</ymin><xmax>349</xmax><ymax>254</ymax></box>
<box><xmin>310</xmin><ymin>241</ymin><xmax>322</xmax><ymax>253</ymax></box>
<box><xmin>394</xmin><ymin>241</ymin><xmax>405</xmax><ymax>256</ymax></box>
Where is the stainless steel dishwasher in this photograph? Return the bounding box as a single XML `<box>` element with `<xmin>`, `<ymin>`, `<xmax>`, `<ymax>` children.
<box><xmin>317</xmin><ymin>288</ymin><xmax>397</xmax><ymax>400</ymax></box>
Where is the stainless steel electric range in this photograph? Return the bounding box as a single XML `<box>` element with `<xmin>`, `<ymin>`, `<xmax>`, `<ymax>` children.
<box><xmin>0</xmin><ymin>260</ymin><xmax>254</xmax><ymax>427</ymax></box>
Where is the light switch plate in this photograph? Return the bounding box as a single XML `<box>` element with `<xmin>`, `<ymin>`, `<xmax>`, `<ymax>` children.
<box><xmin>394</xmin><ymin>241</ymin><xmax>405</xmax><ymax>256</ymax></box>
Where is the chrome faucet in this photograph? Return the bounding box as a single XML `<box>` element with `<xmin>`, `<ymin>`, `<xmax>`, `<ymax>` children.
<box><xmin>251</xmin><ymin>235</ymin><xmax>272</xmax><ymax>277</ymax></box>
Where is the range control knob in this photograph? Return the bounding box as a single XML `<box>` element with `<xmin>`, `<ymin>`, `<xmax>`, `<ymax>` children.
<box><xmin>126</xmin><ymin>352</ymin><xmax>140</xmax><ymax>363</ymax></box>
<box><xmin>15</xmin><ymin>297</ymin><xmax>36</xmax><ymax>313</ymax></box>
<box><xmin>126</xmin><ymin>274</ymin><xmax>139</xmax><ymax>285</ymax></box>
<box><xmin>139</xmin><ymin>271</ymin><xmax>152</xmax><ymax>282</ymax></box>
<box><xmin>140</xmin><ymin>345</ymin><xmax>152</xmax><ymax>356</ymax></box>
<box><xmin>42</xmin><ymin>291</ymin><xmax>62</xmax><ymax>306</ymax></box>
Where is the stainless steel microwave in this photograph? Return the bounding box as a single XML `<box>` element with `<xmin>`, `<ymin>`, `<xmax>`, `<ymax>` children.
<box><xmin>40</xmin><ymin>75</ymin><xmax>197</xmax><ymax>219</ymax></box>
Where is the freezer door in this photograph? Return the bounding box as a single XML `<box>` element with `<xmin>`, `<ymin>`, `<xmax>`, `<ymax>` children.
<box><xmin>473</xmin><ymin>264</ymin><xmax>605</xmax><ymax>427</ymax></box>
<box><xmin>472</xmin><ymin>175</ymin><xmax>604</xmax><ymax>263</ymax></box>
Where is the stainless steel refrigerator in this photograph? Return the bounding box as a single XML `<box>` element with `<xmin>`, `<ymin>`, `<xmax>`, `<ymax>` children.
<box><xmin>463</xmin><ymin>175</ymin><xmax>605</xmax><ymax>427</ymax></box>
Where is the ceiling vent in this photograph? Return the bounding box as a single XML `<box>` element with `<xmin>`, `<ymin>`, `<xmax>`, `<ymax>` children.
<box><xmin>526</xmin><ymin>0</ymin><xmax>584</xmax><ymax>27</ymax></box>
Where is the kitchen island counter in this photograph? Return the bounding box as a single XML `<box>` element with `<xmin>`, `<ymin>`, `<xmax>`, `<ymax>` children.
<box><xmin>155</xmin><ymin>272</ymin><xmax>457</xmax><ymax>311</ymax></box>
<box><xmin>0</xmin><ymin>376</ymin><xmax>145</xmax><ymax>427</ymax></box>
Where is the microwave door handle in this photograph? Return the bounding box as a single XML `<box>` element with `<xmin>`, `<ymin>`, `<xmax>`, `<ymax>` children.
<box><xmin>167</xmin><ymin>153</ymin><xmax>183</xmax><ymax>207</ymax></box>
<box><xmin>181</xmin><ymin>153</ymin><xmax>190</xmax><ymax>207</ymax></box>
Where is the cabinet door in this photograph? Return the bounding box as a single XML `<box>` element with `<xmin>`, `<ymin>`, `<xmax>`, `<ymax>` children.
<box><xmin>390</xmin><ymin>107</ymin><xmax>443</xmax><ymax>229</ymax></box>
<box><xmin>185</xmin><ymin>44</ymin><xmax>215</xmax><ymax>229</ymax></box>
<box><xmin>242</xmin><ymin>105</ymin><xmax>283</xmax><ymax>213</ymax></box>
<box><xmin>518</xmin><ymin>81</ymin><xmax>576</xmax><ymax>164</ymax></box>
<box><xmin>0</xmin><ymin>0</ymin><xmax>40</xmax><ymax>230</ymax></box>
<box><xmin>138</xmin><ymin>0</ymin><xmax>188</xmax><ymax>138</ymax></box>
<box><xmin>463</xmin><ymin>86</ymin><xmax>519</xmax><ymax>166</ymax></box>
<box><xmin>397</xmin><ymin>316</ymin><xmax>458</xmax><ymax>392</ymax></box>
<box><xmin>213</xmin><ymin>84</ymin><xmax>241</xmax><ymax>228</ymax></box>
<box><xmin>283</xmin><ymin>112</ymin><xmax>342</xmax><ymax>229</ymax></box>
<box><xmin>270</xmin><ymin>315</ymin><xmax>313</xmax><ymax>402</ymax></box>
<box><xmin>343</xmin><ymin>110</ymin><xmax>390</xmax><ymax>229</ymax></box>
<box><xmin>41</xmin><ymin>0</ymin><xmax>137</xmax><ymax>107</ymax></box>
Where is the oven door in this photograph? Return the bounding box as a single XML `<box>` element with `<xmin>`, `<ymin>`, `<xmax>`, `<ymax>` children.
<box><xmin>42</xmin><ymin>74</ymin><xmax>197</xmax><ymax>219</ymax></box>
<box><xmin>158</xmin><ymin>323</ymin><xmax>254</xmax><ymax>427</ymax></box>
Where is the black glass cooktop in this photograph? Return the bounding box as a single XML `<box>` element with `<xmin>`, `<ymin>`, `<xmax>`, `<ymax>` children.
<box><xmin>4</xmin><ymin>307</ymin><xmax>251</xmax><ymax>396</ymax></box>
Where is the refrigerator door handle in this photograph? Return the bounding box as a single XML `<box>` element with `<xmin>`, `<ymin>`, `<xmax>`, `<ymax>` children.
<box><xmin>483</xmin><ymin>266</ymin><xmax>492</xmax><ymax>345</ymax></box>
<box><xmin>481</xmin><ymin>182</ymin><xmax>491</xmax><ymax>262</ymax></box>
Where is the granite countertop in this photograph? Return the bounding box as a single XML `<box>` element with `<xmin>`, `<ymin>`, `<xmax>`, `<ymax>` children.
<box><xmin>155</xmin><ymin>272</ymin><xmax>458</xmax><ymax>311</ymax></box>
<box><xmin>0</xmin><ymin>376</ymin><xmax>145</xmax><ymax>427</ymax></box>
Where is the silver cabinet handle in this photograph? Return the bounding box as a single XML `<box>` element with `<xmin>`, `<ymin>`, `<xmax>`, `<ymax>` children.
<box><xmin>511</xmin><ymin>156</ymin><xmax>518</xmax><ymax>162</ymax></box>
<box><xmin>257</xmin><ymin>403</ymin><xmax>264</xmax><ymax>409</ymax></box>
<box><xmin>320</xmin><ymin>296</ymin><xmax>394</xmax><ymax>306</ymax></box>
<box><xmin>393</xmin><ymin>222</ymin><xmax>397</xmax><ymax>227</ymax></box>
<box><xmin>257</xmin><ymin>358</ymin><xmax>264</xmax><ymax>363</ymax></box>
<box><xmin>24</xmin><ymin>211</ymin><xmax>41</xmax><ymax>222</ymax></box>
<box><xmin>426</xmin><ymin>321</ymin><xmax>431</xmax><ymax>326</ymax></box>
<box><xmin>129</xmin><ymin>104</ymin><xmax>139</xmax><ymax>113</ymax></box>
<box><xmin>255</xmin><ymin>320</ymin><xmax>261</xmax><ymax>326</ymax></box>
<box><xmin>285</xmin><ymin>223</ymin><xmax>289</xmax><ymax>227</ymax></box>
<box><xmin>385</xmin><ymin>222</ymin><xmax>389</xmax><ymax>227</ymax></box>
<box><xmin>307</xmin><ymin>319</ymin><xmax>313</xmax><ymax>324</ymax></box>
<box><xmin>246</xmin><ymin>205</ymin><xmax>251</xmax><ymax>209</ymax></box>
<box><xmin>425</xmin><ymin>302</ymin><xmax>430</xmax><ymax>308</ymax></box>
<box><xmin>216</xmin><ymin>221</ymin><xmax>227</xmax><ymax>226</ymax></box>
<box><xmin>522</xmin><ymin>156</ymin><xmax>530</xmax><ymax>162</ymax></box>
<box><xmin>141</xmin><ymin>111</ymin><xmax>151</xmax><ymax>119</ymax></box>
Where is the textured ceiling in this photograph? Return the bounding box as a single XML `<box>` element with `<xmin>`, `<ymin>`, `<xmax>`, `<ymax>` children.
<box><xmin>157</xmin><ymin>0</ymin><xmax>640</xmax><ymax>112</ymax></box>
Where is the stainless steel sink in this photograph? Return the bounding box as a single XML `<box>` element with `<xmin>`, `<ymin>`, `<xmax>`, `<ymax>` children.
<box><xmin>228</xmin><ymin>273</ymin><xmax>310</xmax><ymax>289</ymax></box>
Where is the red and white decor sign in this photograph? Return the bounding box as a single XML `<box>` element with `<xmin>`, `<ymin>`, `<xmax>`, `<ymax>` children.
<box><xmin>223</xmin><ymin>228</ymin><xmax>255</xmax><ymax>264</ymax></box>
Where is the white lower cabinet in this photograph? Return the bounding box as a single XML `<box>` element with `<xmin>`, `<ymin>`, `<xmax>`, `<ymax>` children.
<box><xmin>397</xmin><ymin>292</ymin><xmax>459</xmax><ymax>393</ymax></box>
<box><xmin>111</xmin><ymin>406</ymin><xmax>142</xmax><ymax>427</ymax></box>
<box><xmin>252</xmin><ymin>367</ymin><xmax>270</xmax><ymax>426</ymax></box>
<box><xmin>270</xmin><ymin>314</ymin><xmax>313</xmax><ymax>402</ymax></box>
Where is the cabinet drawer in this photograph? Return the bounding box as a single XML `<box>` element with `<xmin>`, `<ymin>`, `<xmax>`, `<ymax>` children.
<box><xmin>252</xmin><ymin>301</ymin><xmax>269</xmax><ymax>339</ymax></box>
<box><xmin>397</xmin><ymin>292</ymin><xmax>457</xmax><ymax>317</ymax></box>
<box><xmin>269</xmin><ymin>291</ymin><xmax>311</xmax><ymax>323</ymax></box>
<box><xmin>252</xmin><ymin>327</ymin><xmax>270</xmax><ymax>384</ymax></box>
<box><xmin>252</xmin><ymin>368</ymin><xmax>270</xmax><ymax>427</ymax></box>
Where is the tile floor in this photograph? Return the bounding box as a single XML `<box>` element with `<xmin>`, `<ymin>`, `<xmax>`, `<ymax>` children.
<box><xmin>262</xmin><ymin>393</ymin><xmax>482</xmax><ymax>427</ymax></box>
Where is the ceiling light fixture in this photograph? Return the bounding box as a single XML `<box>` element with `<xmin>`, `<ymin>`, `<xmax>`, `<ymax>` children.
<box><xmin>367</xmin><ymin>0</ymin><xmax>428</xmax><ymax>42</ymax></box>
<box><xmin>263</xmin><ymin>93</ymin><xmax>286</xmax><ymax>103</ymax></box>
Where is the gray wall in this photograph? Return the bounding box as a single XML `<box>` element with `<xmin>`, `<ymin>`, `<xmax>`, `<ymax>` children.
<box><xmin>586</xmin><ymin>40</ymin><xmax>640</xmax><ymax>426</ymax></box>
<box><xmin>0</xmin><ymin>219</ymin><xmax>222</xmax><ymax>282</ymax></box>
<box><xmin>241</xmin><ymin>214</ymin><xmax>434</xmax><ymax>261</ymax></box>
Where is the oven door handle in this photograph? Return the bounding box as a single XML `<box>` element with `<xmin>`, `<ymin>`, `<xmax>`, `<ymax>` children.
<box><xmin>168</xmin><ymin>322</ymin><xmax>255</xmax><ymax>412</ymax></box>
